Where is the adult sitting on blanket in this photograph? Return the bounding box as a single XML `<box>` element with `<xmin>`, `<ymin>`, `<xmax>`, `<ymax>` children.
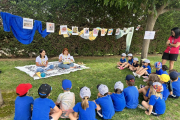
<box><xmin>58</xmin><ymin>48</ymin><xmax>76</xmax><ymax>69</ymax></box>
<box><xmin>36</xmin><ymin>49</ymin><xmax>54</xmax><ymax>72</ymax></box>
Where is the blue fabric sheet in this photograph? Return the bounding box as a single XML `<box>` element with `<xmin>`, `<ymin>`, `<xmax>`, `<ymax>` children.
<box><xmin>0</xmin><ymin>12</ymin><xmax>50</xmax><ymax>44</ymax></box>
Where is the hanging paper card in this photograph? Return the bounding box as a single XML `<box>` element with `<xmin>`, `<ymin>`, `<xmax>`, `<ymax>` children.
<box><xmin>123</xmin><ymin>28</ymin><xmax>127</xmax><ymax>34</ymax></box>
<box><xmin>144</xmin><ymin>31</ymin><xmax>155</xmax><ymax>40</ymax></box>
<box><xmin>46</xmin><ymin>22</ymin><xmax>54</xmax><ymax>33</ymax></box>
<box><xmin>129</xmin><ymin>27</ymin><xmax>133</xmax><ymax>33</ymax></box>
<box><xmin>115</xmin><ymin>28</ymin><xmax>120</xmax><ymax>35</ymax></box>
<box><xmin>72</xmin><ymin>26</ymin><xmax>79</xmax><ymax>35</ymax></box>
<box><xmin>93</xmin><ymin>28</ymin><xmax>99</xmax><ymax>37</ymax></box>
<box><xmin>84</xmin><ymin>28</ymin><xmax>89</xmax><ymax>36</ymax></box>
<box><xmin>136</xmin><ymin>25</ymin><xmax>141</xmax><ymax>31</ymax></box>
<box><xmin>60</xmin><ymin>25</ymin><xmax>67</xmax><ymax>34</ymax></box>
<box><xmin>107</xmin><ymin>29</ymin><xmax>113</xmax><ymax>35</ymax></box>
<box><xmin>23</xmin><ymin>18</ymin><xmax>33</xmax><ymax>29</ymax></box>
<box><xmin>101</xmin><ymin>28</ymin><xmax>107</xmax><ymax>36</ymax></box>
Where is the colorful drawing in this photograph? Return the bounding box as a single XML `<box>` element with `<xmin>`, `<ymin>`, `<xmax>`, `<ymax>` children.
<box><xmin>84</xmin><ymin>28</ymin><xmax>89</xmax><ymax>36</ymax></box>
<box><xmin>101</xmin><ymin>28</ymin><xmax>107</xmax><ymax>36</ymax></box>
<box><xmin>46</xmin><ymin>22</ymin><xmax>54</xmax><ymax>33</ymax></box>
<box><xmin>93</xmin><ymin>28</ymin><xmax>99</xmax><ymax>37</ymax></box>
<box><xmin>60</xmin><ymin>25</ymin><xmax>67</xmax><ymax>34</ymax></box>
<box><xmin>107</xmin><ymin>29</ymin><xmax>113</xmax><ymax>35</ymax></box>
<box><xmin>72</xmin><ymin>26</ymin><xmax>79</xmax><ymax>35</ymax></box>
<box><xmin>23</xmin><ymin>18</ymin><xmax>33</xmax><ymax>29</ymax></box>
<box><xmin>115</xmin><ymin>28</ymin><xmax>120</xmax><ymax>35</ymax></box>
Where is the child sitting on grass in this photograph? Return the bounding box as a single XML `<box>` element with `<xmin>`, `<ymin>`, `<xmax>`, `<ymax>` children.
<box><xmin>138</xmin><ymin>74</ymin><xmax>160</xmax><ymax>101</ymax></box>
<box><xmin>158</xmin><ymin>74</ymin><xmax>171</xmax><ymax>101</ymax></box>
<box><xmin>169</xmin><ymin>71</ymin><xmax>180</xmax><ymax>98</ymax></box>
<box><xmin>94</xmin><ymin>84</ymin><xmax>115</xmax><ymax>120</ymax></box>
<box><xmin>110</xmin><ymin>81</ymin><xmax>126</xmax><ymax>112</ymax></box>
<box><xmin>32</xmin><ymin>84</ymin><xmax>62</xmax><ymax>120</ymax></box>
<box><xmin>69</xmin><ymin>86</ymin><xmax>97</xmax><ymax>120</ymax></box>
<box><xmin>14</xmin><ymin>83</ymin><xmax>34</xmax><ymax>120</ymax></box>
<box><xmin>133</xmin><ymin>59</ymin><xmax>151</xmax><ymax>78</ymax></box>
<box><xmin>152</xmin><ymin>62</ymin><xmax>163</xmax><ymax>75</ymax></box>
<box><xmin>119</xmin><ymin>53</ymin><xmax>133</xmax><ymax>70</ymax></box>
<box><xmin>55</xmin><ymin>79</ymin><xmax>75</xmax><ymax>118</ymax></box>
<box><xmin>141</xmin><ymin>82</ymin><xmax>166</xmax><ymax>116</ymax></box>
<box><xmin>129</xmin><ymin>57</ymin><xmax>139</xmax><ymax>72</ymax></box>
<box><xmin>123</xmin><ymin>75</ymin><xmax>139</xmax><ymax>109</ymax></box>
<box><xmin>117</xmin><ymin>53</ymin><xmax>127</xmax><ymax>67</ymax></box>
<box><xmin>162</xmin><ymin>65</ymin><xmax>168</xmax><ymax>75</ymax></box>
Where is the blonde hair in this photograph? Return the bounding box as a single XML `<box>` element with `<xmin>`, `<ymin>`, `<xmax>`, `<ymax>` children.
<box><xmin>81</xmin><ymin>96</ymin><xmax>89</xmax><ymax>110</ymax></box>
<box><xmin>151</xmin><ymin>87</ymin><xmax>162</xmax><ymax>99</ymax></box>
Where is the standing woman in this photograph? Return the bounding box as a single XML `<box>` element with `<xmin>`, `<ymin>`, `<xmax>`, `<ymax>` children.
<box><xmin>58</xmin><ymin>48</ymin><xmax>75</xmax><ymax>69</ymax></box>
<box><xmin>36</xmin><ymin>49</ymin><xmax>54</xmax><ymax>73</ymax></box>
<box><xmin>162</xmin><ymin>27</ymin><xmax>180</xmax><ymax>71</ymax></box>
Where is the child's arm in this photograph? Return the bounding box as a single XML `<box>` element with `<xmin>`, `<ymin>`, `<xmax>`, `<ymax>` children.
<box><xmin>145</xmin><ymin>105</ymin><xmax>153</xmax><ymax>115</ymax></box>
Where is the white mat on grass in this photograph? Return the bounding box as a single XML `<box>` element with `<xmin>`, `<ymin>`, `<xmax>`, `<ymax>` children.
<box><xmin>15</xmin><ymin>61</ymin><xmax>90</xmax><ymax>80</ymax></box>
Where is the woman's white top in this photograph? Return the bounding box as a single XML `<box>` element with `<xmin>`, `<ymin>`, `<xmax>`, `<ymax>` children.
<box><xmin>59</xmin><ymin>53</ymin><xmax>74</xmax><ymax>64</ymax></box>
<box><xmin>35</xmin><ymin>55</ymin><xmax>49</xmax><ymax>69</ymax></box>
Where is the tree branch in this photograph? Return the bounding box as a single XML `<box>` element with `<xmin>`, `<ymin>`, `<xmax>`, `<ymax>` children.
<box><xmin>157</xmin><ymin>2</ymin><xmax>169</xmax><ymax>15</ymax></box>
<box><xmin>161</xmin><ymin>8</ymin><xmax>180</xmax><ymax>14</ymax></box>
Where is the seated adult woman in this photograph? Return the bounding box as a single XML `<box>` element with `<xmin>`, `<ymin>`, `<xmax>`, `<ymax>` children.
<box><xmin>36</xmin><ymin>49</ymin><xmax>54</xmax><ymax>73</ymax></box>
<box><xmin>58</xmin><ymin>48</ymin><xmax>75</xmax><ymax>69</ymax></box>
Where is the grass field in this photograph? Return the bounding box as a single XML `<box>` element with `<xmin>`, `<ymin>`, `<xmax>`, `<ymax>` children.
<box><xmin>0</xmin><ymin>55</ymin><xmax>180</xmax><ymax>120</ymax></box>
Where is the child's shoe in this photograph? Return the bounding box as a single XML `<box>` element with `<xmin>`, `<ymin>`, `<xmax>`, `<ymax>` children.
<box><xmin>133</xmin><ymin>72</ymin><xmax>137</xmax><ymax>76</ymax></box>
<box><xmin>139</xmin><ymin>84</ymin><xmax>145</xmax><ymax>89</ymax></box>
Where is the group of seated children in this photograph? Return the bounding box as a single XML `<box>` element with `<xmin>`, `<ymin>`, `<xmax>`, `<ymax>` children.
<box><xmin>15</xmin><ymin>69</ymin><xmax>180</xmax><ymax>120</ymax></box>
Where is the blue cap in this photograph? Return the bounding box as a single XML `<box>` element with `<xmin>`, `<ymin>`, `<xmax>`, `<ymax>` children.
<box><xmin>169</xmin><ymin>71</ymin><xmax>179</xmax><ymax>80</ymax></box>
<box><xmin>154</xmin><ymin>62</ymin><xmax>162</xmax><ymax>69</ymax></box>
<box><xmin>62</xmin><ymin>79</ymin><xmax>72</xmax><ymax>90</ymax></box>
<box><xmin>125</xmin><ymin>75</ymin><xmax>135</xmax><ymax>81</ymax></box>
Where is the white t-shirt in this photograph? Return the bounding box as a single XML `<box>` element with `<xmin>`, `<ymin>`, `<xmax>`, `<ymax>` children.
<box><xmin>56</xmin><ymin>91</ymin><xmax>75</xmax><ymax>111</ymax></box>
<box><xmin>59</xmin><ymin>54</ymin><xmax>74</xmax><ymax>64</ymax></box>
<box><xmin>36</xmin><ymin>55</ymin><xmax>48</xmax><ymax>65</ymax></box>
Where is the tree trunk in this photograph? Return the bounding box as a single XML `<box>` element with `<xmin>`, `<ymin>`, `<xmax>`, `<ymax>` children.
<box><xmin>0</xmin><ymin>89</ymin><xmax>4</xmax><ymax>107</ymax></box>
<box><xmin>141</xmin><ymin>13</ymin><xmax>158</xmax><ymax>59</ymax></box>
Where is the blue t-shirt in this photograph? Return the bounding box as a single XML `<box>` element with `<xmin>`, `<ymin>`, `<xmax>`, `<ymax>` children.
<box><xmin>73</xmin><ymin>101</ymin><xmax>97</xmax><ymax>120</ymax></box>
<box><xmin>32</xmin><ymin>98</ymin><xmax>55</xmax><ymax>120</ymax></box>
<box><xmin>162</xmin><ymin>84</ymin><xmax>170</xmax><ymax>101</ymax></box>
<box><xmin>143</xmin><ymin>65</ymin><xmax>151</xmax><ymax>74</ymax></box>
<box><xmin>156</xmin><ymin>69</ymin><xmax>163</xmax><ymax>75</ymax></box>
<box><xmin>14</xmin><ymin>96</ymin><xmax>34</xmax><ymax>120</ymax></box>
<box><xmin>120</xmin><ymin>58</ymin><xmax>127</xmax><ymax>63</ymax></box>
<box><xmin>172</xmin><ymin>77</ymin><xmax>180</xmax><ymax>96</ymax></box>
<box><xmin>95</xmin><ymin>95</ymin><xmax>115</xmax><ymax>119</ymax></box>
<box><xmin>149</xmin><ymin>95</ymin><xmax>166</xmax><ymax>114</ymax></box>
<box><xmin>123</xmin><ymin>86</ymin><xmax>139</xmax><ymax>109</ymax></box>
<box><xmin>128</xmin><ymin>59</ymin><xmax>134</xmax><ymax>65</ymax></box>
<box><xmin>110</xmin><ymin>93</ymin><xmax>126</xmax><ymax>112</ymax></box>
<box><xmin>162</xmin><ymin>71</ymin><xmax>168</xmax><ymax>75</ymax></box>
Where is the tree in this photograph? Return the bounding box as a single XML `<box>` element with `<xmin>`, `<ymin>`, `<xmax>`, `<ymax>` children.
<box><xmin>99</xmin><ymin>0</ymin><xmax>180</xmax><ymax>59</ymax></box>
<box><xmin>0</xmin><ymin>89</ymin><xmax>4</xmax><ymax>107</ymax></box>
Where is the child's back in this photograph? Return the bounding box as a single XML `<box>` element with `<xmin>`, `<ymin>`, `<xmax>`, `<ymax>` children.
<box><xmin>172</xmin><ymin>77</ymin><xmax>180</xmax><ymax>96</ymax></box>
<box><xmin>111</xmin><ymin>93</ymin><xmax>126</xmax><ymax>111</ymax></box>
<box><xmin>14</xmin><ymin>96</ymin><xmax>34</xmax><ymax>120</ymax></box>
<box><xmin>32</xmin><ymin>97</ymin><xmax>55</xmax><ymax>120</ymax></box>
<box><xmin>123</xmin><ymin>86</ymin><xmax>139</xmax><ymax>109</ymax></box>
<box><xmin>74</xmin><ymin>101</ymin><xmax>97</xmax><ymax>120</ymax></box>
<box><xmin>57</xmin><ymin>91</ymin><xmax>75</xmax><ymax>110</ymax></box>
<box><xmin>14</xmin><ymin>83</ymin><xmax>33</xmax><ymax>120</ymax></box>
<box><xmin>149</xmin><ymin>95</ymin><xmax>166</xmax><ymax>115</ymax></box>
<box><xmin>95</xmin><ymin>95</ymin><xmax>115</xmax><ymax>119</ymax></box>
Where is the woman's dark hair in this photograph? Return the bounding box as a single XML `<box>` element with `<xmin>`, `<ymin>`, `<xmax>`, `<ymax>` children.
<box><xmin>16</xmin><ymin>93</ymin><xmax>27</xmax><ymax>97</ymax></box>
<box><xmin>39</xmin><ymin>49</ymin><xmax>45</xmax><ymax>58</ymax></box>
<box><xmin>171</xmin><ymin>27</ymin><xmax>180</xmax><ymax>39</ymax></box>
<box><xmin>162</xmin><ymin>65</ymin><xmax>168</xmax><ymax>71</ymax></box>
<box><xmin>114</xmin><ymin>89</ymin><xmax>122</xmax><ymax>94</ymax></box>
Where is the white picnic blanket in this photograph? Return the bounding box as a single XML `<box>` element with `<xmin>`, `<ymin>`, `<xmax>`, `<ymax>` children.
<box><xmin>15</xmin><ymin>61</ymin><xmax>89</xmax><ymax>80</ymax></box>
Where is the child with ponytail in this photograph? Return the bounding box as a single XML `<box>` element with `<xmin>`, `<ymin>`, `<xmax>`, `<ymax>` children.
<box><xmin>69</xmin><ymin>86</ymin><xmax>97</xmax><ymax>120</ymax></box>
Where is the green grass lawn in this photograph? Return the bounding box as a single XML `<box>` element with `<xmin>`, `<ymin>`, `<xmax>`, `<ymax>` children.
<box><xmin>0</xmin><ymin>55</ymin><xmax>180</xmax><ymax>120</ymax></box>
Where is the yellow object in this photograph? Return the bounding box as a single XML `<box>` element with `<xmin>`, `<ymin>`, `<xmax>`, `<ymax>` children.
<box><xmin>158</xmin><ymin>74</ymin><xmax>170</xmax><ymax>82</ymax></box>
<box><xmin>36</xmin><ymin>72</ymin><xmax>41</xmax><ymax>78</ymax></box>
<box><xmin>89</xmin><ymin>31</ymin><xmax>96</xmax><ymax>41</ymax></box>
<box><xmin>59</xmin><ymin>28</ymin><xmax>72</xmax><ymax>38</ymax></box>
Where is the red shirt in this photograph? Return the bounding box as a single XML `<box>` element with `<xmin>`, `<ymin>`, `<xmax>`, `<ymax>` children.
<box><xmin>164</xmin><ymin>36</ymin><xmax>180</xmax><ymax>54</ymax></box>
